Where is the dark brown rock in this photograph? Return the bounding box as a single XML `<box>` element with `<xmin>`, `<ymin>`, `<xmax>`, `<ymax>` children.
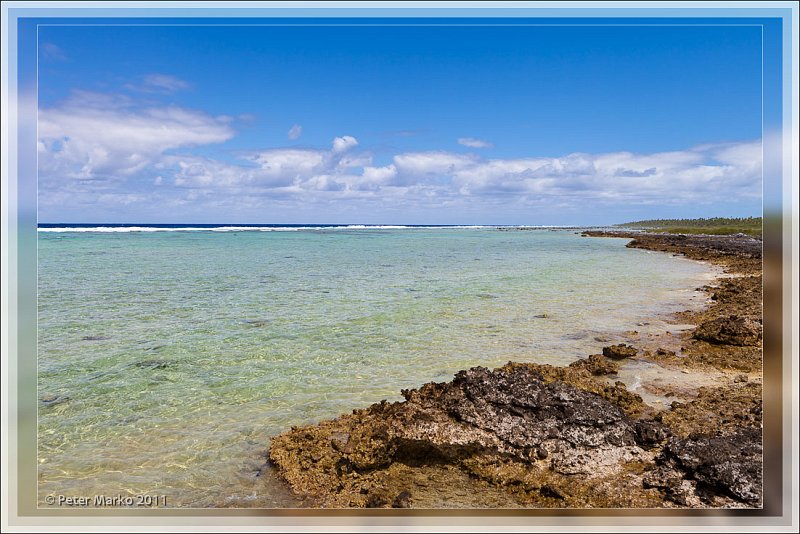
<box><xmin>633</xmin><ymin>420</ymin><xmax>671</xmax><ymax>448</ymax></box>
<box><xmin>602</xmin><ymin>344</ymin><xmax>638</xmax><ymax>359</ymax></box>
<box><xmin>443</xmin><ymin>366</ymin><xmax>637</xmax><ymax>450</ymax></box>
<box><xmin>693</xmin><ymin>315</ymin><xmax>762</xmax><ymax>346</ymax></box>
<box><xmin>568</xmin><ymin>354</ymin><xmax>620</xmax><ymax>375</ymax></box>
<box><xmin>657</xmin><ymin>427</ymin><xmax>763</xmax><ymax>504</ymax></box>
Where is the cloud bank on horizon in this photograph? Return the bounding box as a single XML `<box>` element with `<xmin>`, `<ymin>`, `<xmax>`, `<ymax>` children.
<box><xmin>35</xmin><ymin>23</ymin><xmax>765</xmax><ymax>224</ymax></box>
<box><xmin>37</xmin><ymin>86</ymin><xmax>762</xmax><ymax>224</ymax></box>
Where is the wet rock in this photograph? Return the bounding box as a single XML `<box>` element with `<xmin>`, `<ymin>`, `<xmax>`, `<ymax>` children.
<box><xmin>40</xmin><ymin>394</ymin><xmax>70</xmax><ymax>407</ymax></box>
<box><xmin>656</xmin><ymin>427</ymin><xmax>762</xmax><ymax>504</ymax></box>
<box><xmin>562</xmin><ymin>332</ymin><xmax>588</xmax><ymax>340</ymax></box>
<box><xmin>568</xmin><ymin>354</ymin><xmax>620</xmax><ymax>376</ymax></box>
<box><xmin>131</xmin><ymin>359</ymin><xmax>173</xmax><ymax>370</ymax></box>
<box><xmin>602</xmin><ymin>344</ymin><xmax>638</xmax><ymax>360</ymax></box>
<box><xmin>244</xmin><ymin>319</ymin><xmax>270</xmax><ymax>327</ymax></box>
<box><xmin>693</xmin><ymin>315</ymin><xmax>762</xmax><ymax>346</ymax></box>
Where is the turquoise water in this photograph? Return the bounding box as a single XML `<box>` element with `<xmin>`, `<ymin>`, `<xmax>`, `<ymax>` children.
<box><xmin>37</xmin><ymin>228</ymin><xmax>714</xmax><ymax>507</ymax></box>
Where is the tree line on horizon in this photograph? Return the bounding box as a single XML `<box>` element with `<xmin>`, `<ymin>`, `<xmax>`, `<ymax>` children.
<box><xmin>616</xmin><ymin>217</ymin><xmax>762</xmax><ymax>236</ymax></box>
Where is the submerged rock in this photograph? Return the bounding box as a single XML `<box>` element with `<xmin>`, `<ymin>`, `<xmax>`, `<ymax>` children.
<box><xmin>40</xmin><ymin>394</ymin><xmax>70</xmax><ymax>407</ymax></box>
<box><xmin>131</xmin><ymin>359</ymin><xmax>173</xmax><ymax>370</ymax></box>
<box><xmin>693</xmin><ymin>315</ymin><xmax>762</xmax><ymax>346</ymax></box>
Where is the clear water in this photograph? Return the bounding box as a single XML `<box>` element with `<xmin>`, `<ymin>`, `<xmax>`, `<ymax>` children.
<box><xmin>37</xmin><ymin>227</ymin><xmax>715</xmax><ymax>507</ymax></box>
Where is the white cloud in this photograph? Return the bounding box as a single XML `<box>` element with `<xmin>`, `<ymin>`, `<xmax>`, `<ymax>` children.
<box><xmin>39</xmin><ymin>91</ymin><xmax>234</xmax><ymax>179</ymax></box>
<box><xmin>335</xmin><ymin>164</ymin><xmax>398</xmax><ymax>191</ymax></box>
<box><xmin>288</xmin><ymin>124</ymin><xmax>303</xmax><ymax>140</ymax></box>
<box><xmin>458</xmin><ymin>137</ymin><xmax>493</xmax><ymax>149</ymax></box>
<box><xmin>362</xmin><ymin>164</ymin><xmax>397</xmax><ymax>183</ymax></box>
<box><xmin>332</xmin><ymin>135</ymin><xmax>358</xmax><ymax>153</ymax></box>
<box><xmin>393</xmin><ymin>151</ymin><xmax>478</xmax><ymax>178</ymax></box>
<box><xmin>167</xmin><ymin>135</ymin><xmax>367</xmax><ymax>190</ymax></box>
<box><xmin>36</xmin><ymin>92</ymin><xmax>761</xmax><ymax>219</ymax></box>
<box><xmin>428</xmin><ymin>142</ymin><xmax>761</xmax><ymax>205</ymax></box>
<box><xmin>76</xmin><ymin>137</ymin><xmax>762</xmax><ymax>213</ymax></box>
<box><xmin>247</xmin><ymin>149</ymin><xmax>327</xmax><ymax>186</ymax></box>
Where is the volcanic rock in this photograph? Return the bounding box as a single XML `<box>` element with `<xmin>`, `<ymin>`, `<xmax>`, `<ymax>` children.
<box><xmin>693</xmin><ymin>315</ymin><xmax>762</xmax><ymax>346</ymax></box>
<box><xmin>653</xmin><ymin>427</ymin><xmax>763</xmax><ymax>505</ymax></box>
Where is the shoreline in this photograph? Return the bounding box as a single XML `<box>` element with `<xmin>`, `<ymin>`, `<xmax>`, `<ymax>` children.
<box><xmin>266</xmin><ymin>231</ymin><xmax>763</xmax><ymax>508</ymax></box>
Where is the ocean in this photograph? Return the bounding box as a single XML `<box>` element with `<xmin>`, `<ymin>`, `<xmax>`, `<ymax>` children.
<box><xmin>37</xmin><ymin>225</ymin><xmax>716</xmax><ymax>507</ymax></box>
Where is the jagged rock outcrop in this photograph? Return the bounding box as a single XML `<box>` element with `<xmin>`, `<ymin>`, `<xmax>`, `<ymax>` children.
<box><xmin>693</xmin><ymin>315</ymin><xmax>762</xmax><ymax>346</ymax></box>
<box><xmin>644</xmin><ymin>427</ymin><xmax>763</xmax><ymax>506</ymax></box>
<box><xmin>269</xmin><ymin>365</ymin><xmax>669</xmax><ymax>507</ymax></box>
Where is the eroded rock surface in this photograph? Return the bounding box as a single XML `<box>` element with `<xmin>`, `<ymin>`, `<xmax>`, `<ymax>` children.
<box><xmin>693</xmin><ymin>315</ymin><xmax>762</xmax><ymax>346</ymax></box>
<box><xmin>269</xmin><ymin>363</ymin><xmax>761</xmax><ymax>508</ymax></box>
<box><xmin>269</xmin><ymin>365</ymin><xmax>674</xmax><ymax>507</ymax></box>
<box><xmin>645</xmin><ymin>427</ymin><xmax>763</xmax><ymax>506</ymax></box>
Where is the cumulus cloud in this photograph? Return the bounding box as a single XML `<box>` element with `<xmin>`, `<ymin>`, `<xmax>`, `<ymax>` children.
<box><xmin>448</xmin><ymin>142</ymin><xmax>762</xmax><ymax>203</ymax></box>
<box><xmin>458</xmin><ymin>137</ymin><xmax>493</xmax><ymax>149</ymax></box>
<box><xmin>288</xmin><ymin>124</ymin><xmax>303</xmax><ymax>140</ymax></box>
<box><xmin>38</xmin><ymin>90</ymin><xmax>234</xmax><ymax>179</ymax></box>
<box><xmin>36</xmin><ymin>90</ymin><xmax>761</xmax><ymax>219</ymax></box>
<box><xmin>166</xmin><ymin>135</ymin><xmax>364</xmax><ymax>191</ymax></box>
<box><xmin>394</xmin><ymin>151</ymin><xmax>478</xmax><ymax>177</ymax></box>
<box><xmin>332</xmin><ymin>135</ymin><xmax>358</xmax><ymax>153</ymax></box>
<box><xmin>157</xmin><ymin>138</ymin><xmax>760</xmax><ymax>211</ymax></box>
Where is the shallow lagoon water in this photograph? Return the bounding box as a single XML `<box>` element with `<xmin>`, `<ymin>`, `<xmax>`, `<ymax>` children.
<box><xmin>37</xmin><ymin>227</ymin><xmax>716</xmax><ymax>507</ymax></box>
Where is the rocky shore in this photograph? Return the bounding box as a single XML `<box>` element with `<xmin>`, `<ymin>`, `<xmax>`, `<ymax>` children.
<box><xmin>267</xmin><ymin>231</ymin><xmax>763</xmax><ymax>508</ymax></box>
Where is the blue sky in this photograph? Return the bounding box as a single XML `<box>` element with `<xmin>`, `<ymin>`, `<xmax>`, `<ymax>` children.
<box><xmin>37</xmin><ymin>21</ymin><xmax>766</xmax><ymax>224</ymax></box>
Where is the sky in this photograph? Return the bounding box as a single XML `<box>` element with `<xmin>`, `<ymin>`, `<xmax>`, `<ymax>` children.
<box><xmin>36</xmin><ymin>22</ymin><xmax>766</xmax><ymax>225</ymax></box>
